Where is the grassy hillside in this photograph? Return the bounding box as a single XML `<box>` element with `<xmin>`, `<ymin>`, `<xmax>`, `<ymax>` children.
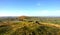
<box><xmin>0</xmin><ymin>16</ymin><xmax>60</xmax><ymax>35</ymax></box>
<box><xmin>0</xmin><ymin>21</ymin><xmax>60</xmax><ymax>35</ymax></box>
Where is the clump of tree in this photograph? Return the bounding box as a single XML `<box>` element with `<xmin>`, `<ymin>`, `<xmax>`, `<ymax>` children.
<box><xmin>18</xmin><ymin>16</ymin><xmax>30</xmax><ymax>21</ymax></box>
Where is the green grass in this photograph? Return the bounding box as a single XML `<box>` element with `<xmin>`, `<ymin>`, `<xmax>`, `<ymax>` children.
<box><xmin>0</xmin><ymin>21</ymin><xmax>60</xmax><ymax>35</ymax></box>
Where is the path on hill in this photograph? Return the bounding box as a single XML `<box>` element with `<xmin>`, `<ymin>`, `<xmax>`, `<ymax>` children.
<box><xmin>41</xmin><ymin>23</ymin><xmax>60</xmax><ymax>28</ymax></box>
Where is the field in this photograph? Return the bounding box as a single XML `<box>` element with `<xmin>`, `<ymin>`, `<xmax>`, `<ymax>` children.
<box><xmin>0</xmin><ymin>16</ymin><xmax>60</xmax><ymax>35</ymax></box>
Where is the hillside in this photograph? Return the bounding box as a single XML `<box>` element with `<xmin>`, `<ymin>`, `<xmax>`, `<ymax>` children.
<box><xmin>0</xmin><ymin>21</ymin><xmax>60</xmax><ymax>35</ymax></box>
<box><xmin>0</xmin><ymin>16</ymin><xmax>60</xmax><ymax>35</ymax></box>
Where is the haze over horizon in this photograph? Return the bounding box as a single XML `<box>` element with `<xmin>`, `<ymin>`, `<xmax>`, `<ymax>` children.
<box><xmin>0</xmin><ymin>0</ymin><xmax>60</xmax><ymax>16</ymax></box>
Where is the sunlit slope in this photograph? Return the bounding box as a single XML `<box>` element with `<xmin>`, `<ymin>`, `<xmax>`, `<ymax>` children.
<box><xmin>41</xmin><ymin>22</ymin><xmax>60</xmax><ymax>28</ymax></box>
<box><xmin>0</xmin><ymin>21</ymin><xmax>60</xmax><ymax>35</ymax></box>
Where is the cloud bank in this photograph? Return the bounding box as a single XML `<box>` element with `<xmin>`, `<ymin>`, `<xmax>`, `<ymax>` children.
<box><xmin>0</xmin><ymin>10</ymin><xmax>60</xmax><ymax>16</ymax></box>
<box><xmin>28</xmin><ymin>10</ymin><xmax>60</xmax><ymax>16</ymax></box>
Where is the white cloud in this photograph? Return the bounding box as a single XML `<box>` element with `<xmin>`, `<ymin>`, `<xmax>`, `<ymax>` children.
<box><xmin>37</xmin><ymin>3</ymin><xmax>40</xmax><ymax>6</ymax></box>
<box><xmin>0</xmin><ymin>10</ymin><xmax>60</xmax><ymax>16</ymax></box>
<box><xmin>31</xmin><ymin>10</ymin><xmax>60</xmax><ymax>16</ymax></box>
<box><xmin>0</xmin><ymin>11</ymin><xmax>29</xmax><ymax>16</ymax></box>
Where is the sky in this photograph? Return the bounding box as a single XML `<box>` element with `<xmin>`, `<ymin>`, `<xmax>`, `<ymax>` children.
<box><xmin>0</xmin><ymin>0</ymin><xmax>60</xmax><ymax>16</ymax></box>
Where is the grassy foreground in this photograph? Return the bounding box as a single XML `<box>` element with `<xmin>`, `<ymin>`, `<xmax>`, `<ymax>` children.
<box><xmin>0</xmin><ymin>21</ymin><xmax>60</xmax><ymax>35</ymax></box>
<box><xmin>0</xmin><ymin>16</ymin><xmax>60</xmax><ymax>35</ymax></box>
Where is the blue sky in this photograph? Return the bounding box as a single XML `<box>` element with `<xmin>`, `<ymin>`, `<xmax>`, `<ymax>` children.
<box><xmin>0</xmin><ymin>0</ymin><xmax>60</xmax><ymax>16</ymax></box>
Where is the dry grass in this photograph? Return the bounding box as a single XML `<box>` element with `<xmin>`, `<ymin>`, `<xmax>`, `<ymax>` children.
<box><xmin>0</xmin><ymin>21</ymin><xmax>60</xmax><ymax>35</ymax></box>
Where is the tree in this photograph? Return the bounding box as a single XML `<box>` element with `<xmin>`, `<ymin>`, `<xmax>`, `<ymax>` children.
<box><xmin>18</xmin><ymin>16</ymin><xmax>28</xmax><ymax>21</ymax></box>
